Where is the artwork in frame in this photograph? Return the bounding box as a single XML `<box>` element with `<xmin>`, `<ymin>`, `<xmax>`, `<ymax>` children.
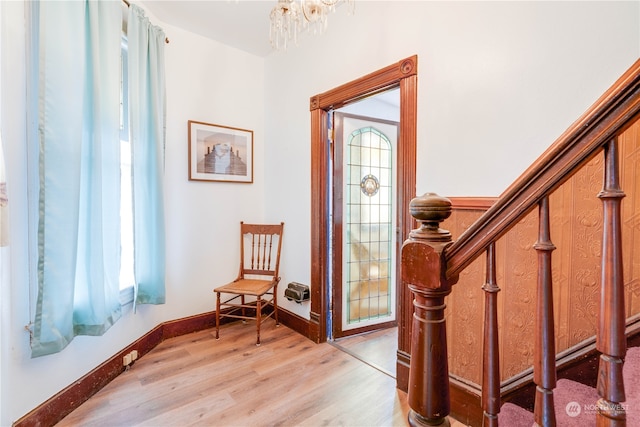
<box><xmin>188</xmin><ymin>120</ymin><xmax>253</xmax><ymax>183</ymax></box>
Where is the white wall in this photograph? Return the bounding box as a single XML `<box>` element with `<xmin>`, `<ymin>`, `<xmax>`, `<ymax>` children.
<box><xmin>162</xmin><ymin>25</ymin><xmax>266</xmax><ymax>321</ymax></box>
<box><xmin>0</xmin><ymin>2</ymin><xmax>265</xmax><ymax>424</ymax></box>
<box><xmin>264</xmin><ymin>0</ymin><xmax>640</xmax><ymax>313</ymax></box>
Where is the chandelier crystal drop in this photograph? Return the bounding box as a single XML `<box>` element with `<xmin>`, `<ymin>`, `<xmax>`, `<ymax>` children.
<box><xmin>269</xmin><ymin>0</ymin><xmax>355</xmax><ymax>50</ymax></box>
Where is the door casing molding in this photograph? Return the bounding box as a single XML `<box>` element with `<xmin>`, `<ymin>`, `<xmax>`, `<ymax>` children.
<box><xmin>309</xmin><ymin>56</ymin><xmax>418</xmax><ymax>382</ymax></box>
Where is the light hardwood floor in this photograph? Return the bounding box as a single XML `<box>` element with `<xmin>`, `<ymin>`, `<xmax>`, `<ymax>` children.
<box><xmin>331</xmin><ymin>327</ymin><xmax>397</xmax><ymax>378</ymax></box>
<box><xmin>57</xmin><ymin>321</ymin><xmax>466</xmax><ymax>426</ymax></box>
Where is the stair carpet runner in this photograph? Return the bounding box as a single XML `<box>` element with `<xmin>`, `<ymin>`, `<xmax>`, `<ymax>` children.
<box><xmin>499</xmin><ymin>347</ymin><xmax>640</xmax><ymax>426</ymax></box>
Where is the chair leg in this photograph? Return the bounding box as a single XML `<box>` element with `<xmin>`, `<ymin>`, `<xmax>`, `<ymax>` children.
<box><xmin>256</xmin><ymin>296</ymin><xmax>262</xmax><ymax>346</ymax></box>
<box><xmin>241</xmin><ymin>295</ymin><xmax>246</xmax><ymax>324</ymax></box>
<box><xmin>215</xmin><ymin>292</ymin><xmax>220</xmax><ymax>340</ymax></box>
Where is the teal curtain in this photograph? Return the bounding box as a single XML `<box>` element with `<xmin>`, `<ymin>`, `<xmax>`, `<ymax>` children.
<box><xmin>128</xmin><ymin>5</ymin><xmax>166</xmax><ymax>306</ymax></box>
<box><xmin>30</xmin><ymin>1</ymin><xmax>123</xmax><ymax>357</ymax></box>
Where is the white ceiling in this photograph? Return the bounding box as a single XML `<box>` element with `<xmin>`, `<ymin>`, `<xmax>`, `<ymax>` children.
<box><xmin>142</xmin><ymin>1</ymin><xmax>278</xmax><ymax>57</ymax></box>
<box><xmin>142</xmin><ymin>0</ymin><xmax>401</xmax><ymax>111</ymax></box>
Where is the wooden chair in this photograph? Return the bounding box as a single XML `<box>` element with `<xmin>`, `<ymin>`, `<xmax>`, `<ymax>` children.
<box><xmin>214</xmin><ymin>222</ymin><xmax>284</xmax><ymax>346</ymax></box>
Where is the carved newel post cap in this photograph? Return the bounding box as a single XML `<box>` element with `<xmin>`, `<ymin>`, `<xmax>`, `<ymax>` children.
<box><xmin>409</xmin><ymin>192</ymin><xmax>452</xmax><ymax>242</ymax></box>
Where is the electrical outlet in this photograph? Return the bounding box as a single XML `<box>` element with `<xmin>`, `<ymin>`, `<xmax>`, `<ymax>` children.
<box><xmin>123</xmin><ymin>354</ymin><xmax>132</xmax><ymax>366</ymax></box>
<box><xmin>131</xmin><ymin>350</ymin><xmax>138</xmax><ymax>361</ymax></box>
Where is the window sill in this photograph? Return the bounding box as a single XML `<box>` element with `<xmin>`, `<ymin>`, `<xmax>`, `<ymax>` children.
<box><xmin>119</xmin><ymin>285</ymin><xmax>134</xmax><ymax>306</ymax></box>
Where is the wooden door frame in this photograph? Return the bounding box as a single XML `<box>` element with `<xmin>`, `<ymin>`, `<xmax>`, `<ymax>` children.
<box><xmin>309</xmin><ymin>55</ymin><xmax>417</xmax><ymax>388</ymax></box>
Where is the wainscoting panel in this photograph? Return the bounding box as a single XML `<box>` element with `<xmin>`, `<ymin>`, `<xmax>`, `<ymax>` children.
<box><xmin>440</xmin><ymin>115</ymin><xmax>640</xmax><ymax>386</ymax></box>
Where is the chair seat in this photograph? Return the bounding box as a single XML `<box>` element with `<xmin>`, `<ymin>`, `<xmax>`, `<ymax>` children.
<box><xmin>214</xmin><ymin>279</ymin><xmax>276</xmax><ymax>296</ymax></box>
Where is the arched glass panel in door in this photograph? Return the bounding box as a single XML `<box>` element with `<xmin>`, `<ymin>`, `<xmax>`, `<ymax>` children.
<box><xmin>345</xmin><ymin>127</ymin><xmax>393</xmax><ymax>326</ymax></box>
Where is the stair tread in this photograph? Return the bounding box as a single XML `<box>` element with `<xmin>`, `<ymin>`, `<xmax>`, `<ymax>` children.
<box><xmin>499</xmin><ymin>402</ymin><xmax>534</xmax><ymax>426</ymax></box>
<box><xmin>498</xmin><ymin>361</ymin><xmax>640</xmax><ymax>427</ymax></box>
<box><xmin>624</xmin><ymin>346</ymin><xmax>640</xmax><ymax>425</ymax></box>
<box><xmin>554</xmin><ymin>378</ymin><xmax>598</xmax><ymax>426</ymax></box>
<box><xmin>499</xmin><ymin>379</ymin><xmax>598</xmax><ymax>426</ymax></box>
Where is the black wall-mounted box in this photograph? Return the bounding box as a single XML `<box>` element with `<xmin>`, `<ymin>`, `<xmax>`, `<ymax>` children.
<box><xmin>284</xmin><ymin>282</ymin><xmax>310</xmax><ymax>303</ymax></box>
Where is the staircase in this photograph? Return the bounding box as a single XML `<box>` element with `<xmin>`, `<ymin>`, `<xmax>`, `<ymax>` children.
<box><xmin>400</xmin><ymin>57</ymin><xmax>640</xmax><ymax>427</ymax></box>
<box><xmin>500</xmin><ymin>347</ymin><xmax>640</xmax><ymax>426</ymax></box>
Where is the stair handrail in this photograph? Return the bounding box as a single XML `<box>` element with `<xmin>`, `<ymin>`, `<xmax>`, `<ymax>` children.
<box><xmin>444</xmin><ymin>58</ymin><xmax>640</xmax><ymax>280</ymax></box>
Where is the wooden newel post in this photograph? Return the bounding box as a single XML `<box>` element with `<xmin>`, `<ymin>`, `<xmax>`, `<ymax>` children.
<box><xmin>402</xmin><ymin>193</ymin><xmax>458</xmax><ymax>427</ymax></box>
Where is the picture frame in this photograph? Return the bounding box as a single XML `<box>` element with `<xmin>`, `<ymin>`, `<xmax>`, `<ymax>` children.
<box><xmin>188</xmin><ymin>120</ymin><xmax>254</xmax><ymax>183</ymax></box>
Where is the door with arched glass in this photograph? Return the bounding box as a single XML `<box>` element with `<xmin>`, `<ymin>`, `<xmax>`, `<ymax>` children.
<box><xmin>333</xmin><ymin>113</ymin><xmax>398</xmax><ymax>338</ymax></box>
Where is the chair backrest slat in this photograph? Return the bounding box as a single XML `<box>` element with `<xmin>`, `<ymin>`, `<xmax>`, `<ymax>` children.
<box><xmin>250</xmin><ymin>233</ymin><xmax>256</xmax><ymax>270</ymax></box>
<box><xmin>239</xmin><ymin>222</ymin><xmax>284</xmax><ymax>279</ymax></box>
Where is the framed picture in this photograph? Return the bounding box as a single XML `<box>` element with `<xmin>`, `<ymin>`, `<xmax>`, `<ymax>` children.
<box><xmin>188</xmin><ymin>120</ymin><xmax>253</xmax><ymax>183</ymax></box>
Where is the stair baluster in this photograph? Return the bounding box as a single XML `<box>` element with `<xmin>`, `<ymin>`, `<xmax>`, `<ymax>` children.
<box><xmin>596</xmin><ymin>138</ymin><xmax>627</xmax><ymax>426</ymax></box>
<box><xmin>402</xmin><ymin>193</ymin><xmax>459</xmax><ymax>427</ymax></box>
<box><xmin>533</xmin><ymin>196</ymin><xmax>557</xmax><ymax>426</ymax></box>
<box><xmin>481</xmin><ymin>242</ymin><xmax>500</xmax><ymax>427</ymax></box>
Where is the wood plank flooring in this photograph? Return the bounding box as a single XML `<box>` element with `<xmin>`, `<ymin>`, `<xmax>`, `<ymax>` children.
<box><xmin>331</xmin><ymin>327</ymin><xmax>397</xmax><ymax>378</ymax></box>
<box><xmin>57</xmin><ymin>321</ymin><xmax>467</xmax><ymax>426</ymax></box>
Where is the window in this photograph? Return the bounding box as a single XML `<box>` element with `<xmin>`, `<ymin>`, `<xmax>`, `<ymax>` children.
<box><xmin>119</xmin><ymin>34</ymin><xmax>134</xmax><ymax>303</ymax></box>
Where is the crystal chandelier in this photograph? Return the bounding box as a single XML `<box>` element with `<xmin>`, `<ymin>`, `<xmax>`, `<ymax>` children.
<box><xmin>269</xmin><ymin>0</ymin><xmax>355</xmax><ymax>50</ymax></box>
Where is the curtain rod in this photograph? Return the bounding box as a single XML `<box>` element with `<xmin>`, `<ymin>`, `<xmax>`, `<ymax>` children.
<box><xmin>122</xmin><ymin>0</ymin><xmax>170</xmax><ymax>44</ymax></box>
